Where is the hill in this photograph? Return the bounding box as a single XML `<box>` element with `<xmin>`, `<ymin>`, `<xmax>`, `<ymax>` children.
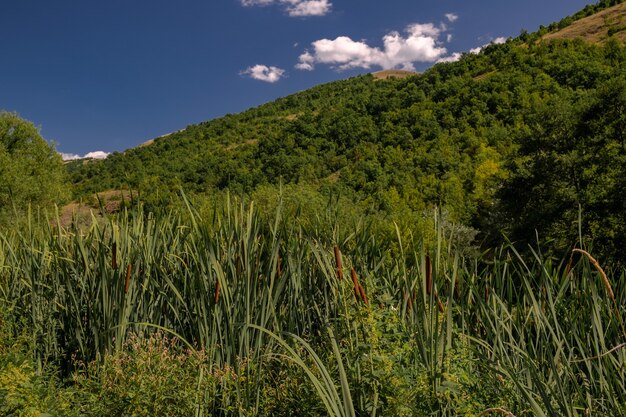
<box><xmin>372</xmin><ymin>70</ymin><xmax>416</xmax><ymax>80</ymax></box>
<box><xmin>67</xmin><ymin>1</ymin><xmax>626</xmax><ymax>264</ymax></box>
<box><xmin>543</xmin><ymin>1</ymin><xmax>626</xmax><ymax>43</ymax></box>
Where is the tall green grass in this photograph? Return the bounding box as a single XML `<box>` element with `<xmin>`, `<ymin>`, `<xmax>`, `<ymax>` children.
<box><xmin>0</xmin><ymin>197</ymin><xmax>624</xmax><ymax>415</ymax></box>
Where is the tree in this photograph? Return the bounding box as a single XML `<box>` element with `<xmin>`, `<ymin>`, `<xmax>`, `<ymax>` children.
<box><xmin>0</xmin><ymin>112</ymin><xmax>69</xmax><ymax>220</ymax></box>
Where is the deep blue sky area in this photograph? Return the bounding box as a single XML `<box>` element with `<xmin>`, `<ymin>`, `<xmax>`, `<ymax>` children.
<box><xmin>1</xmin><ymin>0</ymin><xmax>592</xmax><ymax>157</ymax></box>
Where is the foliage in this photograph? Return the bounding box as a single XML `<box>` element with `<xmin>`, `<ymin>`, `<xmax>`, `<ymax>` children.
<box><xmin>0</xmin><ymin>309</ymin><xmax>71</xmax><ymax>417</ymax></box>
<box><xmin>0</xmin><ymin>198</ymin><xmax>623</xmax><ymax>415</ymax></box>
<box><xmin>2</xmin><ymin>3</ymin><xmax>626</xmax><ymax>415</ymax></box>
<box><xmin>0</xmin><ymin>112</ymin><xmax>69</xmax><ymax>223</ymax></box>
<box><xmin>65</xmin><ymin>32</ymin><xmax>626</xmax><ymax>265</ymax></box>
<box><xmin>68</xmin><ymin>333</ymin><xmax>246</xmax><ymax>417</ymax></box>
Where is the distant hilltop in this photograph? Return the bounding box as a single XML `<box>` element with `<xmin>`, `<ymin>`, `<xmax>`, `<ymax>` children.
<box><xmin>371</xmin><ymin>69</ymin><xmax>416</xmax><ymax>80</ymax></box>
<box><xmin>138</xmin><ymin>129</ymin><xmax>184</xmax><ymax>148</ymax></box>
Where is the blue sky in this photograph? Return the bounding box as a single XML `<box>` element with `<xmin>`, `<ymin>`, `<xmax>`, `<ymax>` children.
<box><xmin>1</xmin><ymin>0</ymin><xmax>592</xmax><ymax>158</ymax></box>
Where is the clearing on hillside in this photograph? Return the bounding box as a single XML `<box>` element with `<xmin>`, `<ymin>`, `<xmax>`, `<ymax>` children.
<box><xmin>542</xmin><ymin>2</ymin><xmax>626</xmax><ymax>43</ymax></box>
<box><xmin>372</xmin><ymin>70</ymin><xmax>416</xmax><ymax>80</ymax></box>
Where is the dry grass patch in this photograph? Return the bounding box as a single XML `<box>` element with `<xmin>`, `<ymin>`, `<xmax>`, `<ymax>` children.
<box><xmin>372</xmin><ymin>70</ymin><xmax>416</xmax><ymax>80</ymax></box>
<box><xmin>542</xmin><ymin>2</ymin><xmax>626</xmax><ymax>44</ymax></box>
<box><xmin>59</xmin><ymin>189</ymin><xmax>134</xmax><ymax>227</ymax></box>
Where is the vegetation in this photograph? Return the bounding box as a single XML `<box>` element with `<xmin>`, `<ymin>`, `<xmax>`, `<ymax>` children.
<box><xmin>67</xmin><ymin>18</ymin><xmax>626</xmax><ymax>264</ymax></box>
<box><xmin>0</xmin><ymin>112</ymin><xmax>69</xmax><ymax>223</ymax></box>
<box><xmin>0</xmin><ymin>199</ymin><xmax>624</xmax><ymax>416</ymax></box>
<box><xmin>2</xmin><ymin>1</ymin><xmax>626</xmax><ymax>415</ymax></box>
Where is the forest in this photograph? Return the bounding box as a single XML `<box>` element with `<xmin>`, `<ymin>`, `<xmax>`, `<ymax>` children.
<box><xmin>1</xmin><ymin>1</ymin><xmax>625</xmax><ymax>415</ymax></box>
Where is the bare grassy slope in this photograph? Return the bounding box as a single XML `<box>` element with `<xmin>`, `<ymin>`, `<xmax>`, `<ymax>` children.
<box><xmin>543</xmin><ymin>2</ymin><xmax>626</xmax><ymax>43</ymax></box>
<box><xmin>371</xmin><ymin>70</ymin><xmax>416</xmax><ymax>80</ymax></box>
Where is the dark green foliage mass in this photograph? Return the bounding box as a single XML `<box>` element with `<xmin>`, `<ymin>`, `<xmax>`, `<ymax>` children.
<box><xmin>0</xmin><ymin>112</ymin><xmax>69</xmax><ymax>221</ymax></box>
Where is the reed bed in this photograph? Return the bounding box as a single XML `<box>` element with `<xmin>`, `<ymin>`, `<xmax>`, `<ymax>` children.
<box><xmin>0</xmin><ymin>198</ymin><xmax>624</xmax><ymax>416</ymax></box>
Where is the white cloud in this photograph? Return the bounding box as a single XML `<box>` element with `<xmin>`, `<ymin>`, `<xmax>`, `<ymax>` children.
<box><xmin>60</xmin><ymin>153</ymin><xmax>81</xmax><ymax>161</ymax></box>
<box><xmin>445</xmin><ymin>13</ymin><xmax>459</xmax><ymax>23</ymax></box>
<box><xmin>470</xmin><ymin>36</ymin><xmax>508</xmax><ymax>54</ymax></box>
<box><xmin>295</xmin><ymin>51</ymin><xmax>315</xmax><ymax>70</ymax></box>
<box><xmin>60</xmin><ymin>151</ymin><xmax>110</xmax><ymax>161</ymax></box>
<box><xmin>84</xmin><ymin>151</ymin><xmax>110</xmax><ymax>159</ymax></box>
<box><xmin>241</xmin><ymin>64</ymin><xmax>286</xmax><ymax>83</ymax></box>
<box><xmin>446</xmin><ymin>34</ymin><xmax>453</xmax><ymax>43</ymax></box>
<box><xmin>241</xmin><ymin>0</ymin><xmax>331</xmax><ymax>17</ymax></box>
<box><xmin>241</xmin><ymin>0</ymin><xmax>274</xmax><ymax>5</ymax></box>
<box><xmin>296</xmin><ymin>22</ymin><xmax>448</xmax><ymax>71</ymax></box>
<box><xmin>437</xmin><ymin>52</ymin><xmax>462</xmax><ymax>63</ymax></box>
<box><xmin>283</xmin><ymin>0</ymin><xmax>330</xmax><ymax>16</ymax></box>
<box><xmin>437</xmin><ymin>36</ymin><xmax>508</xmax><ymax>63</ymax></box>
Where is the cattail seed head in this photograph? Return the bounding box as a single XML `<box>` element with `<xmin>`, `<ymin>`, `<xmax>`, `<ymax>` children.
<box><xmin>358</xmin><ymin>284</ymin><xmax>369</xmax><ymax>305</ymax></box>
<box><xmin>112</xmin><ymin>242</ymin><xmax>118</xmax><ymax>270</ymax></box>
<box><xmin>425</xmin><ymin>255</ymin><xmax>432</xmax><ymax>296</ymax></box>
<box><xmin>214</xmin><ymin>280</ymin><xmax>221</xmax><ymax>304</ymax></box>
<box><xmin>334</xmin><ymin>246</ymin><xmax>343</xmax><ymax>280</ymax></box>
<box><xmin>351</xmin><ymin>268</ymin><xmax>359</xmax><ymax>300</ymax></box>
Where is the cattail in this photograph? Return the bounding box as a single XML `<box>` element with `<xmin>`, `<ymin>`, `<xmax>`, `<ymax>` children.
<box><xmin>573</xmin><ymin>248</ymin><xmax>625</xmax><ymax>340</ymax></box>
<box><xmin>214</xmin><ymin>280</ymin><xmax>220</xmax><ymax>304</ymax></box>
<box><xmin>350</xmin><ymin>268</ymin><xmax>360</xmax><ymax>301</ymax></box>
<box><xmin>277</xmin><ymin>254</ymin><xmax>282</xmax><ymax>278</ymax></box>
<box><xmin>112</xmin><ymin>242</ymin><xmax>118</xmax><ymax>270</ymax></box>
<box><xmin>124</xmin><ymin>264</ymin><xmax>132</xmax><ymax>294</ymax></box>
<box><xmin>436</xmin><ymin>291</ymin><xmax>445</xmax><ymax>313</ymax></box>
<box><xmin>358</xmin><ymin>283</ymin><xmax>369</xmax><ymax>305</ymax></box>
<box><xmin>573</xmin><ymin>249</ymin><xmax>614</xmax><ymax>302</ymax></box>
<box><xmin>425</xmin><ymin>255</ymin><xmax>432</xmax><ymax>296</ymax></box>
<box><xmin>334</xmin><ymin>246</ymin><xmax>343</xmax><ymax>280</ymax></box>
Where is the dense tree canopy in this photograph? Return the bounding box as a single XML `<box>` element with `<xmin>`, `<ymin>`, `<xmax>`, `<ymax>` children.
<box><xmin>0</xmin><ymin>112</ymin><xmax>68</xmax><ymax>220</ymax></box>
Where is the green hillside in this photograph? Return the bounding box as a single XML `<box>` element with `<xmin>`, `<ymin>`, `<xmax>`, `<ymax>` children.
<box><xmin>69</xmin><ymin>23</ymin><xmax>626</xmax><ymax>263</ymax></box>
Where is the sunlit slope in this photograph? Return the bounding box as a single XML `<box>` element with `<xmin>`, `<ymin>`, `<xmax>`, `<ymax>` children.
<box><xmin>543</xmin><ymin>1</ymin><xmax>626</xmax><ymax>43</ymax></box>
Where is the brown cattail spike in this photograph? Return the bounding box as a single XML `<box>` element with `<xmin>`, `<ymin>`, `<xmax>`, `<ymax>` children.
<box><xmin>334</xmin><ymin>246</ymin><xmax>343</xmax><ymax>280</ymax></box>
<box><xmin>277</xmin><ymin>254</ymin><xmax>282</xmax><ymax>278</ymax></box>
<box><xmin>214</xmin><ymin>280</ymin><xmax>221</xmax><ymax>304</ymax></box>
<box><xmin>124</xmin><ymin>264</ymin><xmax>132</xmax><ymax>294</ymax></box>
<box><xmin>435</xmin><ymin>290</ymin><xmax>445</xmax><ymax>312</ymax></box>
<box><xmin>425</xmin><ymin>255</ymin><xmax>432</xmax><ymax>296</ymax></box>
<box><xmin>112</xmin><ymin>242</ymin><xmax>118</xmax><ymax>270</ymax></box>
<box><xmin>350</xmin><ymin>268</ymin><xmax>360</xmax><ymax>301</ymax></box>
<box><xmin>358</xmin><ymin>284</ymin><xmax>369</xmax><ymax>305</ymax></box>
